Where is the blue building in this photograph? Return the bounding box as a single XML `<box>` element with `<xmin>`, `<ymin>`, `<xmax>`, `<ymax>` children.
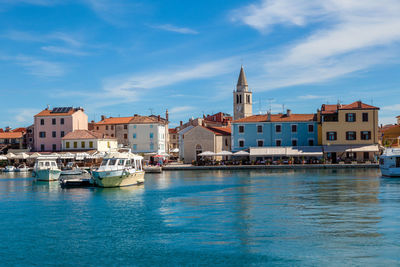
<box><xmin>231</xmin><ymin>110</ymin><xmax>318</xmax><ymax>152</ymax></box>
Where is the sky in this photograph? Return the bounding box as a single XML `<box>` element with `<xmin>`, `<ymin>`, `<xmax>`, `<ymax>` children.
<box><xmin>0</xmin><ymin>0</ymin><xmax>399</xmax><ymax>128</ymax></box>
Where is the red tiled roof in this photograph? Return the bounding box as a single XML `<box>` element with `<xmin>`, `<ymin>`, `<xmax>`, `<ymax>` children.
<box><xmin>0</xmin><ymin>132</ymin><xmax>23</xmax><ymax>139</ymax></box>
<box><xmin>340</xmin><ymin>101</ymin><xmax>379</xmax><ymax>110</ymax></box>
<box><xmin>203</xmin><ymin>126</ymin><xmax>231</xmax><ymax>136</ymax></box>
<box><xmin>12</xmin><ymin>127</ymin><xmax>26</xmax><ymax>132</ymax></box>
<box><xmin>169</xmin><ymin>128</ymin><xmax>178</xmax><ymax>134</ymax></box>
<box><xmin>95</xmin><ymin>115</ymin><xmax>167</xmax><ymax>125</ymax></box>
<box><xmin>320</xmin><ymin>104</ymin><xmax>339</xmax><ymax>114</ymax></box>
<box><xmin>234</xmin><ymin>113</ymin><xmax>316</xmax><ymax>123</ymax></box>
<box><xmin>62</xmin><ymin>130</ymin><xmax>113</xmax><ymax>140</ymax></box>
<box><xmin>95</xmin><ymin>116</ymin><xmax>134</xmax><ymax>125</ymax></box>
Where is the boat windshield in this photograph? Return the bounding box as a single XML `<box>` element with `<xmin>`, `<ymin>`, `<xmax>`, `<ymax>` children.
<box><xmin>39</xmin><ymin>162</ymin><xmax>44</xmax><ymax>167</ymax></box>
<box><xmin>51</xmin><ymin>162</ymin><xmax>57</xmax><ymax>167</ymax></box>
<box><xmin>109</xmin><ymin>159</ymin><xmax>117</xmax><ymax>166</ymax></box>
<box><xmin>118</xmin><ymin>159</ymin><xmax>125</xmax><ymax>166</ymax></box>
<box><xmin>126</xmin><ymin>160</ymin><xmax>131</xmax><ymax>166</ymax></box>
<box><xmin>101</xmin><ymin>159</ymin><xmax>109</xmax><ymax>166</ymax></box>
<box><xmin>45</xmin><ymin>162</ymin><xmax>50</xmax><ymax>167</ymax></box>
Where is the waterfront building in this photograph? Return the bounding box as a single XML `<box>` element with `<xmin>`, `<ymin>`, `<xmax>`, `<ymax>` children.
<box><xmin>233</xmin><ymin>66</ymin><xmax>252</xmax><ymax>121</ymax></box>
<box><xmin>61</xmin><ymin>130</ymin><xmax>118</xmax><ymax>152</ymax></box>
<box><xmin>33</xmin><ymin>107</ymin><xmax>88</xmax><ymax>152</ymax></box>
<box><xmin>232</xmin><ymin>109</ymin><xmax>318</xmax><ymax>152</ymax></box>
<box><xmin>317</xmin><ymin>101</ymin><xmax>380</xmax><ymax>162</ymax></box>
<box><xmin>169</xmin><ymin>128</ymin><xmax>179</xmax><ymax>152</ymax></box>
<box><xmin>380</xmin><ymin>116</ymin><xmax>400</xmax><ymax>148</ymax></box>
<box><xmin>0</xmin><ymin>131</ymin><xmax>25</xmax><ymax>152</ymax></box>
<box><xmin>26</xmin><ymin>125</ymin><xmax>34</xmax><ymax>151</ymax></box>
<box><xmin>182</xmin><ymin>125</ymin><xmax>231</xmax><ymax>163</ymax></box>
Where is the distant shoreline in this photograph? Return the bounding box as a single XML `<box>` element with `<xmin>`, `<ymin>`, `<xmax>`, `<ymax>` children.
<box><xmin>162</xmin><ymin>164</ymin><xmax>379</xmax><ymax>171</ymax></box>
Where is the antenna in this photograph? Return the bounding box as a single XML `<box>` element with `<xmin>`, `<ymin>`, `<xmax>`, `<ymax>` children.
<box><xmin>149</xmin><ymin>108</ymin><xmax>153</xmax><ymax>115</ymax></box>
<box><xmin>258</xmin><ymin>98</ymin><xmax>261</xmax><ymax>114</ymax></box>
<box><xmin>268</xmin><ymin>98</ymin><xmax>274</xmax><ymax>113</ymax></box>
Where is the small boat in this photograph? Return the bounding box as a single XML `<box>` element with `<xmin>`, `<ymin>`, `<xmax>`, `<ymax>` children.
<box><xmin>60</xmin><ymin>177</ymin><xmax>94</xmax><ymax>188</ymax></box>
<box><xmin>33</xmin><ymin>157</ymin><xmax>61</xmax><ymax>181</ymax></box>
<box><xmin>380</xmin><ymin>148</ymin><xmax>400</xmax><ymax>177</ymax></box>
<box><xmin>3</xmin><ymin>166</ymin><xmax>16</xmax><ymax>172</ymax></box>
<box><xmin>61</xmin><ymin>162</ymin><xmax>89</xmax><ymax>176</ymax></box>
<box><xmin>16</xmin><ymin>164</ymin><xmax>29</xmax><ymax>172</ymax></box>
<box><xmin>92</xmin><ymin>150</ymin><xmax>145</xmax><ymax>188</ymax></box>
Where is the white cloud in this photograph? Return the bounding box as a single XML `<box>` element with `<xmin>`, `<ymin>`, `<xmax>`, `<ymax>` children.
<box><xmin>152</xmin><ymin>24</ymin><xmax>198</xmax><ymax>34</ymax></box>
<box><xmin>15</xmin><ymin>55</ymin><xmax>65</xmax><ymax>77</ymax></box>
<box><xmin>233</xmin><ymin>0</ymin><xmax>400</xmax><ymax>90</ymax></box>
<box><xmin>41</xmin><ymin>46</ymin><xmax>88</xmax><ymax>56</ymax></box>
<box><xmin>382</xmin><ymin>104</ymin><xmax>400</xmax><ymax>112</ymax></box>
<box><xmin>169</xmin><ymin>106</ymin><xmax>194</xmax><ymax>114</ymax></box>
<box><xmin>298</xmin><ymin>94</ymin><xmax>327</xmax><ymax>100</ymax></box>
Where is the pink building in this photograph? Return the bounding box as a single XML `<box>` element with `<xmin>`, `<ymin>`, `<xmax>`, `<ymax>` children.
<box><xmin>33</xmin><ymin>107</ymin><xmax>88</xmax><ymax>152</ymax></box>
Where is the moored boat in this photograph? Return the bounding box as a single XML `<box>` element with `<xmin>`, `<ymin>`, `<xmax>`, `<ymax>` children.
<box><xmin>16</xmin><ymin>164</ymin><xmax>29</xmax><ymax>172</ymax></box>
<box><xmin>92</xmin><ymin>151</ymin><xmax>144</xmax><ymax>188</ymax></box>
<box><xmin>33</xmin><ymin>157</ymin><xmax>61</xmax><ymax>181</ymax></box>
<box><xmin>380</xmin><ymin>148</ymin><xmax>400</xmax><ymax>177</ymax></box>
<box><xmin>3</xmin><ymin>166</ymin><xmax>16</xmax><ymax>172</ymax></box>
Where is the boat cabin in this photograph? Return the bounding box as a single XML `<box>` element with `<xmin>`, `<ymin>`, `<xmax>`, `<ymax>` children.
<box><xmin>100</xmin><ymin>158</ymin><xmax>143</xmax><ymax>171</ymax></box>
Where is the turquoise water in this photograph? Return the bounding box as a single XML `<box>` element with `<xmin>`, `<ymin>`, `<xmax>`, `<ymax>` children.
<box><xmin>1</xmin><ymin>169</ymin><xmax>400</xmax><ymax>266</ymax></box>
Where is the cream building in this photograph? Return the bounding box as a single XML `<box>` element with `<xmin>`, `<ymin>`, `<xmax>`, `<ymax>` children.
<box><xmin>318</xmin><ymin>101</ymin><xmax>379</xmax><ymax>162</ymax></box>
<box><xmin>61</xmin><ymin>130</ymin><xmax>118</xmax><ymax>152</ymax></box>
<box><xmin>182</xmin><ymin>125</ymin><xmax>231</xmax><ymax>163</ymax></box>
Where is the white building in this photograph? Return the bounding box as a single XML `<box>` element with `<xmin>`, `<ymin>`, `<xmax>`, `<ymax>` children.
<box><xmin>61</xmin><ymin>130</ymin><xmax>118</xmax><ymax>152</ymax></box>
<box><xmin>127</xmin><ymin>116</ymin><xmax>168</xmax><ymax>154</ymax></box>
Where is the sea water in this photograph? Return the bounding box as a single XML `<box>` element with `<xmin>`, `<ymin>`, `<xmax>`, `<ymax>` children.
<box><xmin>1</xmin><ymin>169</ymin><xmax>399</xmax><ymax>266</ymax></box>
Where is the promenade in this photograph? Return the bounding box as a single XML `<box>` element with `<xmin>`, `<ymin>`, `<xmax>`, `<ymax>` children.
<box><xmin>163</xmin><ymin>163</ymin><xmax>379</xmax><ymax>171</ymax></box>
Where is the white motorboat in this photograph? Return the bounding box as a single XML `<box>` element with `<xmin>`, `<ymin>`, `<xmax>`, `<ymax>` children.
<box><xmin>16</xmin><ymin>164</ymin><xmax>29</xmax><ymax>172</ymax></box>
<box><xmin>33</xmin><ymin>157</ymin><xmax>61</xmax><ymax>181</ymax></box>
<box><xmin>380</xmin><ymin>148</ymin><xmax>400</xmax><ymax>177</ymax></box>
<box><xmin>3</xmin><ymin>166</ymin><xmax>16</xmax><ymax>172</ymax></box>
<box><xmin>60</xmin><ymin>162</ymin><xmax>88</xmax><ymax>176</ymax></box>
<box><xmin>92</xmin><ymin>150</ymin><xmax>145</xmax><ymax>188</ymax></box>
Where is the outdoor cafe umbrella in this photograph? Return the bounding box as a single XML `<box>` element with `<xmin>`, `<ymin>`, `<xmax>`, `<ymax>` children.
<box><xmin>171</xmin><ymin>148</ymin><xmax>179</xmax><ymax>153</ymax></box>
<box><xmin>0</xmin><ymin>155</ymin><xmax>7</xmax><ymax>160</ymax></box>
<box><xmin>198</xmin><ymin>151</ymin><xmax>215</xmax><ymax>157</ymax></box>
<box><xmin>29</xmin><ymin>152</ymin><xmax>41</xmax><ymax>159</ymax></box>
<box><xmin>14</xmin><ymin>153</ymin><xmax>29</xmax><ymax>160</ymax></box>
<box><xmin>6</xmin><ymin>153</ymin><xmax>16</xmax><ymax>159</ymax></box>
<box><xmin>215</xmin><ymin>151</ymin><xmax>233</xmax><ymax>156</ymax></box>
<box><xmin>233</xmin><ymin>150</ymin><xmax>250</xmax><ymax>156</ymax></box>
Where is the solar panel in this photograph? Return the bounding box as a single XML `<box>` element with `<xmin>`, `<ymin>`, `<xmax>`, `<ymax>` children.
<box><xmin>51</xmin><ymin>107</ymin><xmax>73</xmax><ymax>113</ymax></box>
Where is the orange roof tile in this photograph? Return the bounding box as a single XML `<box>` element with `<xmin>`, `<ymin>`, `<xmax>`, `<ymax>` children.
<box><xmin>169</xmin><ymin>128</ymin><xmax>178</xmax><ymax>134</ymax></box>
<box><xmin>95</xmin><ymin>115</ymin><xmax>167</xmax><ymax>125</ymax></box>
<box><xmin>0</xmin><ymin>132</ymin><xmax>23</xmax><ymax>139</ymax></box>
<box><xmin>320</xmin><ymin>104</ymin><xmax>339</xmax><ymax>114</ymax></box>
<box><xmin>202</xmin><ymin>126</ymin><xmax>231</xmax><ymax>136</ymax></box>
<box><xmin>62</xmin><ymin>130</ymin><xmax>114</xmax><ymax>140</ymax></box>
<box><xmin>340</xmin><ymin>101</ymin><xmax>379</xmax><ymax>110</ymax></box>
<box><xmin>11</xmin><ymin>127</ymin><xmax>26</xmax><ymax>132</ymax></box>
<box><xmin>95</xmin><ymin>116</ymin><xmax>134</xmax><ymax>125</ymax></box>
<box><xmin>234</xmin><ymin>114</ymin><xmax>316</xmax><ymax>123</ymax></box>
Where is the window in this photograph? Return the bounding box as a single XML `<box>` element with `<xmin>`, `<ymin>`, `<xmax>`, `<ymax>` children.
<box><xmin>327</xmin><ymin>132</ymin><xmax>337</xmax><ymax>141</ymax></box>
<box><xmin>111</xmin><ymin>125</ymin><xmax>114</xmax><ymax>130</ymax></box>
<box><xmin>239</xmin><ymin>140</ymin><xmax>244</xmax><ymax>147</ymax></box>
<box><xmin>150</xmin><ymin>143</ymin><xmax>154</xmax><ymax>150</ymax></box>
<box><xmin>275</xmin><ymin>125</ymin><xmax>281</xmax><ymax>133</ymax></box>
<box><xmin>124</xmin><ymin>134</ymin><xmax>127</xmax><ymax>139</ymax></box>
<box><xmin>150</xmin><ymin>125</ymin><xmax>153</xmax><ymax>128</ymax></box>
<box><xmin>61</xmin><ymin>118</ymin><xmax>64</xmax><ymax>125</ymax></box>
<box><xmin>225</xmin><ymin>138</ymin><xmax>228</xmax><ymax>146</ymax></box>
<box><xmin>66</xmin><ymin>142</ymin><xmax>70</xmax><ymax>148</ymax></box>
<box><xmin>346</xmin><ymin>131</ymin><xmax>356</xmax><ymax>140</ymax></box>
<box><xmin>106</xmin><ymin>126</ymin><xmax>109</xmax><ymax>130</ymax></box>
<box><xmin>39</xmin><ymin>132</ymin><xmax>46</xmax><ymax>138</ymax></box>
<box><xmin>150</xmin><ymin>133</ymin><xmax>154</xmax><ymax>139</ymax></box>
<box><xmin>257</xmin><ymin>140</ymin><xmax>264</xmax><ymax>147</ymax></box>
<box><xmin>60</xmin><ymin>131</ymin><xmax>64</xmax><ymax>137</ymax></box>
<box><xmin>111</xmin><ymin>134</ymin><xmax>114</xmax><ymax>137</ymax></box>
<box><xmin>96</xmin><ymin>126</ymin><xmax>99</xmax><ymax>130</ymax></box>
<box><xmin>345</xmin><ymin>113</ymin><xmax>356</xmax><ymax>122</ymax></box>
<box><xmin>276</xmin><ymin>139</ymin><xmax>282</xmax><ymax>146</ymax></box>
<box><xmin>40</xmin><ymin>119</ymin><xmax>44</xmax><ymax>125</ymax></box>
<box><xmin>238</xmin><ymin>125</ymin><xmax>244</xmax><ymax>133</ymax></box>
<box><xmin>246</xmin><ymin>94</ymin><xmax>251</xmax><ymax>104</ymax></box>
<box><xmin>133</xmin><ymin>133</ymin><xmax>137</xmax><ymax>139</ymax></box>
<box><xmin>89</xmin><ymin>141</ymin><xmax>93</xmax><ymax>148</ymax></box>
<box><xmin>52</xmin><ymin>131</ymin><xmax>56</xmax><ymax>138</ymax></box>
<box><xmin>81</xmin><ymin>141</ymin><xmax>85</xmax><ymax>148</ymax></box>
<box><xmin>118</xmin><ymin>159</ymin><xmax>124</xmax><ymax>166</ymax></box>
<box><xmin>73</xmin><ymin>142</ymin><xmax>77</xmax><ymax>148</ymax></box>
<box><xmin>362</xmin><ymin>113</ymin><xmax>368</xmax><ymax>122</ymax></box>
<box><xmin>291</xmin><ymin>124</ymin><xmax>297</xmax><ymax>133</ymax></box>
<box><xmin>361</xmin><ymin>131</ymin><xmax>371</xmax><ymax>140</ymax></box>
<box><xmin>40</xmin><ymin>144</ymin><xmax>45</xmax><ymax>151</ymax></box>
<box><xmin>173</xmin><ymin>135</ymin><xmax>176</xmax><ymax>139</ymax></box>
<box><xmin>308</xmin><ymin>139</ymin><xmax>314</xmax><ymax>146</ymax></box>
<box><xmin>134</xmin><ymin>125</ymin><xmax>137</xmax><ymax>128</ymax></box>
<box><xmin>292</xmin><ymin>139</ymin><xmax>297</xmax><ymax>146</ymax></box>
<box><xmin>107</xmin><ymin>142</ymin><xmax>110</xmax><ymax>148</ymax></box>
<box><xmin>257</xmin><ymin>125</ymin><xmax>263</xmax><ymax>133</ymax></box>
<box><xmin>52</xmin><ymin>118</ymin><xmax>56</xmax><ymax>125</ymax></box>
<box><xmin>308</xmin><ymin>124</ymin><xmax>314</xmax><ymax>132</ymax></box>
<box><xmin>52</xmin><ymin>144</ymin><xmax>56</xmax><ymax>151</ymax></box>
<box><xmin>133</xmin><ymin>144</ymin><xmax>137</xmax><ymax>150</ymax></box>
<box><xmin>124</xmin><ymin>124</ymin><xmax>128</xmax><ymax>129</ymax></box>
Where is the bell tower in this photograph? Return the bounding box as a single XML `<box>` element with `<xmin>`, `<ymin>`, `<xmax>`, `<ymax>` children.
<box><xmin>233</xmin><ymin>66</ymin><xmax>252</xmax><ymax>120</ymax></box>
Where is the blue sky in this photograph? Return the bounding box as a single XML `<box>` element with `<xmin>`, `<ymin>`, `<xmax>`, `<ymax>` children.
<box><xmin>1</xmin><ymin>0</ymin><xmax>399</xmax><ymax>128</ymax></box>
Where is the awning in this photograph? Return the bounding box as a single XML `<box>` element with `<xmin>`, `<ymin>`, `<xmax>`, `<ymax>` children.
<box><xmin>233</xmin><ymin>150</ymin><xmax>250</xmax><ymax>156</ymax></box>
<box><xmin>323</xmin><ymin>145</ymin><xmax>379</xmax><ymax>153</ymax></box>
<box><xmin>198</xmin><ymin>151</ymin><xmax>215</xmax><ymax>156</ymax></box>
<box><xmin>215</xmin><ymin>151</ymin><xmax>232</xmax><ymax>156</ymax></box>
<box><xmin>250</xmin><ymin>146</ymin><xmax>323</xmax><ymax>157</ymax></box>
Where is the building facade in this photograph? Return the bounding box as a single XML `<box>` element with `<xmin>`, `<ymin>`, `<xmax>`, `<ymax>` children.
<box><xmin>61</xmin><ymin>130</ymin><xmax>118</xmax><ymax>152</ymax></box>
<box><xmin>33</xmin><ymin>107</ymin><xmax>88</xmax><ymax>152</ymax></box>
<box><xmin>380</xmin><ymin>116</ymin><xmax>400</xmax><ymax>147</ymax></box>
<box><xmin>169</xmin><ymin>128</ymin><xmax>179</xmax><ymax>151</ymax></box>
<box><xmin>232</xmin><ymin>110</ymin><xmax>318</xmax><ymax>152</ymax></box>
<box><xmin>182</xmin><ymin>126</ymin><xmax>231</xmax><ymax>163</ymax></box>
<box><xmin>318</xmin><ymin>101</ymin><xmax>380</xmax><ymax>162</ymax></box>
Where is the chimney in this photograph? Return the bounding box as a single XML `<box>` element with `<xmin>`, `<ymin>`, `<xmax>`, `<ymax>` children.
<box><xmin>165</xmin><ymin>109</ymin><xmax>169</xmax><ymax>121</ymax></box>
<box><xmin>267</xmin><ymin>111</ymin><xmax>271</xmax><ymax>122</ymax></box>
<box><xmin>101</xmin><ymin>115</ymin><xmax>106</xmax><ymax>121</ymax></box>
<box><xmin>358</xmin><ymin>101</ymin><xmax>362</xmax><ymax>108</ymax></box>
<box><xmin>286</xmin><ymin>109</ymin><xmax>291</xmax><ymax>117</ymax></box>
<box><xmin>46</xmin><ymin>104</ymin><xmax>50</xmax><ymax>110</ymax></box>
<box><xmin>134</xmin><ymin>114</ymin><xmax>138</xmax><ymax>117</ymax></box>
<box><xmin>157</xmin><ymin>115</ymin><xmax>160</xmax><ymax>121</ymax></box>
<box><xmin>180</xmin><ymin>121</ymin><xmax>183</xmax><ymax>126</ymax></box>
<box><xmin>5</xmin><ymin>126</ymin><xmax>11</xmax><ymax>132</ymax></box>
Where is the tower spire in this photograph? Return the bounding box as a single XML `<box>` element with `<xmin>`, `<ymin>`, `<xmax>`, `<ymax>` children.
<box><xmin>236</xmin><ymin>65</ymin><xmax>248</xmax><ymax>92</ymax></box>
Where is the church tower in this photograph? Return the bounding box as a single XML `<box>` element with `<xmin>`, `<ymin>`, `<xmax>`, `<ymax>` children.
<box><xmin>233</xmin><ymin>66</ymin><xmax>252</xmax><ymax>120</ymax></box>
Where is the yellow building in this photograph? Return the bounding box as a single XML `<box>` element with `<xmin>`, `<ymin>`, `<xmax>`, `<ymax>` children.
<box><xmin>318</xmin><ymin>101</ymin><xmax>379</xmax><ymax>163</ymax></box>
<box><xmin>381</xmin><ymin>116</ymin><xmax>400</xmax><ymax>147</ymax></box>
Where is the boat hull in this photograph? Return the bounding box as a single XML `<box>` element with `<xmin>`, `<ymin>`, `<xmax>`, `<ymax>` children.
<box><xmin>380</xmin><ymin>167</ymin><xmax>400</xmax><ymax>177</ymax></box>
<box><xmin>92</xmin><ymin>170</ymin><xmax>145</xmax><ymax>188</ymax></box>
<box><xmin>35</xmin><ymin>169</ymin><xmax>61</xmax><ymax>181</ymax></box>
